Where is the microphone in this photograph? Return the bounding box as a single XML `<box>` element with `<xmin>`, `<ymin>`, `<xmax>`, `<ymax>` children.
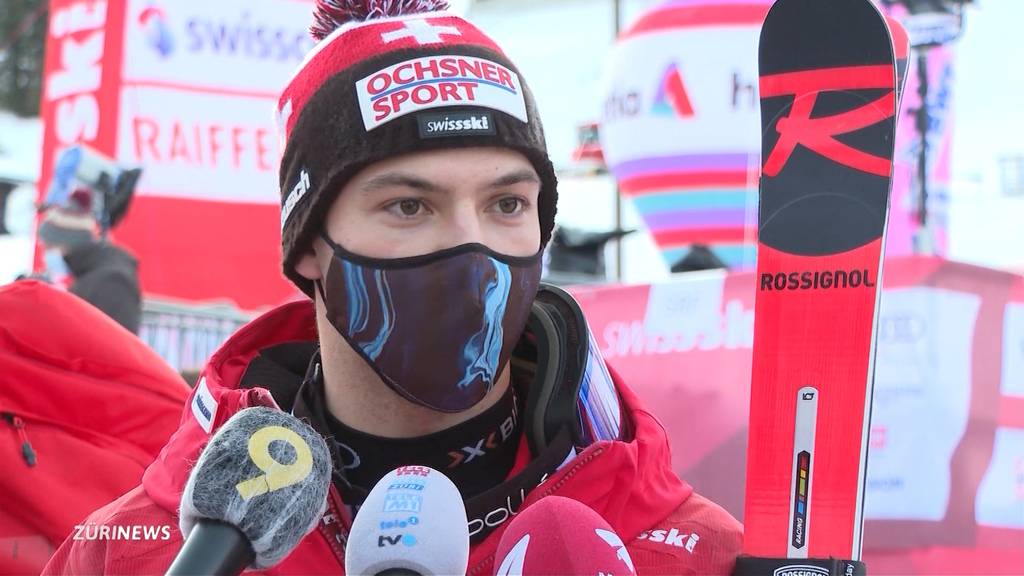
<box><xmin>167</xmin><ymin>407</ymin><xmax>332</xmax><ymax>575</ymax></box>
<box><xmin>493</xmin><ymin>496</ymin><xmax>636</xmax><ymax>576</ymax></box>
<box><xmin>345</xmin><ymin>465</ymin><xmax>469</xmax><ymax>576</ymax></box>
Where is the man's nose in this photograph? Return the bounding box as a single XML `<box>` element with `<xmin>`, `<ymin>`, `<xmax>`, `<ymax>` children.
<box><xmin>444</xmin><ymin>203</ymin><xmax>486</xmax><ymax>248</ymax></box>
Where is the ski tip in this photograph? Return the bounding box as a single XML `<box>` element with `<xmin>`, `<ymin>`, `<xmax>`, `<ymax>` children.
<box><xmin>759</xmin><ymin>0</ymin><xmax>895</xmax><ymax>75</ymax></box>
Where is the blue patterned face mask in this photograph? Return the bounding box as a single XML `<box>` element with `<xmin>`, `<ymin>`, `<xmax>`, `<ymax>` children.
<box><xmin>316</xmin><ymin>233</ymin><xmax>543</xmax><ymax>413</ymax></box>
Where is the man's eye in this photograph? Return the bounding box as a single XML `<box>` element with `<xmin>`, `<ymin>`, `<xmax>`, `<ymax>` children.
<box><xmin>388</xmin><ymin>199</ymin><xmax>424</xmax><ymax>217</ymax></box>
<box><xmin>399</xmin><ymin>199</ymin><xmax>421</xmax><ymax>215</ymax></box>
<box><xmin>496</xmin><ymin>197</ymin><xmax>524</xmax><ymax>214</ymax></box>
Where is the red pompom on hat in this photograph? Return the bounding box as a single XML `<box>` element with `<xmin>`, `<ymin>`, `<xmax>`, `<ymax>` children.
<box><xmin>277</xmin><ymin>0</ymin><xmax>557</xmax><ymax>296</ymax></box>
<box><xmin>309</xmin><ymin>0</ymin><xmax>454</xmax><ymax>40</ymax></box>
<box><xmin>67</xmin><ymin>188</ymin><xmax>94</xmax><ymax>214</ymax></box>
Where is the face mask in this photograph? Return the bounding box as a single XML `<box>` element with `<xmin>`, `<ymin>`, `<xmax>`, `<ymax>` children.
<box><xmin>316</xmin><ymin>233</ymin><xmax>542</xmax><ymax>413</ymax></box>
<box><xmin>43</xmin><ymin>249</ymin><xmax>69</xmax><ymax>281</ymax></box>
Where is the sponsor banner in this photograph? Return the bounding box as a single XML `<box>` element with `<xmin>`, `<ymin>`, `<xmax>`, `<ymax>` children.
<box><xmin>121</xmin><ymin>0</ymin><xmax>314</xmax><ymax>94</ymax></box>
<box><xmin>38</xmin><ymin>0</ymin><xmax>312</xmax><ymax>308</ymax></box>
<box><xmin>640</xmin><ymin>271</ymin><xmax>750</xmax><ymax>353</ymax></box>
<box><xmin>109</xmin><ymin>79</ymin><xmax>296</xmax><ymax>306</ymax></box>
<box><xmin>35</xmin><ymin>0</ymin><xmax>128</xmax><ymax>268</ymax></box>
<box><xmin>572</xmin><ymin>270</ymin><xmax>754</xmax><ymax>476</ymax></box>
<box><xmin>569</xmin><ymin>256</ymin><xmax>1024</xmax><ymax>573</ymax></box>
<box><xmin>865</xmin><ymin>288</ymin><xmax>979</xmax><ymax>521</ymax></box>
<box><xmin>116</xmin><ymin>86</ymin><xmax>279</xmax><ymax>203</ymax></box>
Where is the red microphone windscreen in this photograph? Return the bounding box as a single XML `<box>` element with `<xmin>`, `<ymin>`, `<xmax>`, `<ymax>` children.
<box><xmin>493</xmin><ymin>496</ymin><xmax>636</xmax><ymax>576</ymax></box>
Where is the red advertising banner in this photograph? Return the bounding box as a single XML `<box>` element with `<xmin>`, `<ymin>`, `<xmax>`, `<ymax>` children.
<box><xmin>37</xmin><ymin>0</ymin><xmax>127</xmax><ymax>259</ymax></box>
<box><xmin>571</xmin><ymin>256</ymin><xmax>1024</xmax><ymax>574</ymax></box>
<box><xmin>38</xmin><ymin>0</ymin><xmax>315</xmax><ymax>310</ymax></box>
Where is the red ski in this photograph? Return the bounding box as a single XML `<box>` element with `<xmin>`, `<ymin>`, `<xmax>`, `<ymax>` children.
<box><xmin>742</xmin><ymin>0</ymin><xmax>901</xmax><ymax>564</ymax></box>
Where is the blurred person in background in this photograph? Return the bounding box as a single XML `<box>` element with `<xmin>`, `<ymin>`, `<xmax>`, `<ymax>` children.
<box><xmin>36</xmin><ymin>188</ymin><xmax>141</xmax><ymax>333</ymax></box>
<box><xmin>43</xmin><ymin>2</ymin><xmax>742</xmax><ymax>575</ymax></box>
<box><xmin>670</xmin><ymin>243</ymin><xmax>728</xmax><ymax>274</ymax></box>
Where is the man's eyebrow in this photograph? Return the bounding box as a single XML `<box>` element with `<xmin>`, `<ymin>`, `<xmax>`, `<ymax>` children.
<box><xmin>358</xmin><ymin>173</ymin><xmax>447</xmax><ymax>195</ymax></box>
<box><xmin>486</xmin><ymin>169</ymin><xmax>541</xmax><ymax>189</ymax></box>
<box><xmin>356</xmin><ymin>168</ymin><xmax>540</xmax><ymax>196</ymax></box>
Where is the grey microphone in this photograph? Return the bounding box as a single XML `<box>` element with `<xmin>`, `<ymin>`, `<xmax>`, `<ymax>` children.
<box><xmin>345</xmin><ymin>466</ymin><xmax>470</xmax><ymax>576</ymax></box>
<box><xmin>168</xmin><ymin>407</ymin><xmax>332</xmax><ymax>575</ymax></box>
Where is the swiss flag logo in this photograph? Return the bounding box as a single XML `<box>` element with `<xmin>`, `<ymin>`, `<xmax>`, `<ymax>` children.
<box><xmin>380</xmin><ymin>18</ymin><xmax>463</xmax><ymax>45</ymax></box>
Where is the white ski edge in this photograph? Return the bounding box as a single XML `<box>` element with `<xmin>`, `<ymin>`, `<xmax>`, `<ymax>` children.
<box><xmin>788</xmin><ymin>386</ymin><xmax>818</xmax><ymax>559</ymax></box>
<box><xmin>854</xmin><ymin>2</ymin><xmax>898</xmax><ymax>560</ymax></box>
<box><xmin>853</xmin><ymin>229</ymin><xmax>890</xmax><ymax>560</ymax></box>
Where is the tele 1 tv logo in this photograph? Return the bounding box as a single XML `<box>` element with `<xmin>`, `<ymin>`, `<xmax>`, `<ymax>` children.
<box><xmin>379</xmin><ymin>516</ymin><xmax>419</xmax><ymax>530</ymax></box>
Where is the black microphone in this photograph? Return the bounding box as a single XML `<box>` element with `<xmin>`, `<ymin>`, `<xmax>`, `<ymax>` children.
<box><xmin>345</xmin><ymin>466</ymin><xmax>469</xmax><ymax>576</ymax></box>
<box><xmin>166</xmin><ymin>407</ymin><xmax>332</xmax><ymax>575</ymax></box>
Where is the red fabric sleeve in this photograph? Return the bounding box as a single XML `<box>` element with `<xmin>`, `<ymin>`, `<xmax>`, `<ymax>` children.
<box><xmin>627</xmin><ymin>491</ymin><xmax>744</xmax><ymax>576</ymax></box>
<box><xmin>41</xmin><ymin>486</ymin><xmax>182</xmax><ymax>576</ymax></box>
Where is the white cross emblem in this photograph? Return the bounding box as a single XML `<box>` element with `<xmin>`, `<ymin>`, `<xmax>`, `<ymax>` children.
<box><xmin>381</xmin><ymin>19</ymin><xmax>462</xmax><ymax>45</ymax></box>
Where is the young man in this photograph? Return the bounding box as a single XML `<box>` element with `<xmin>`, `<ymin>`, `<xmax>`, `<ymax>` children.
<box><xmin>43</xmin><ymin>2</ymin><xmax>742</xmax><ymax>574</ymax></box>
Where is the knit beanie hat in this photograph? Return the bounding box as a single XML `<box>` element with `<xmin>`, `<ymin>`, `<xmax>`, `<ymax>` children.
<box><xmin>277</xmin><ymin>0</ymin><xmax>558</xmax><ymax>296</ymax></box>
<box><xmin>37</xmin><ymin>188</ymin><xmax>98</xmax><ymax>248</ymax></box>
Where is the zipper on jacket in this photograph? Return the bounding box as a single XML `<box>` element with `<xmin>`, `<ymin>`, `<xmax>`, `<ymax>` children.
<box><xmin>466</xmin><ymin>445</ymin><xmax>606</xmax><ymax>576</ymax></box>
<box><xmin>318</xmin><ymin>485</ymin><xmax>350</xmax><ymax>566</ymax></box>
<box><xmin>2</xmin><ymin>412</ymin><xmax>37</xmax><ymax>467</ymax></box>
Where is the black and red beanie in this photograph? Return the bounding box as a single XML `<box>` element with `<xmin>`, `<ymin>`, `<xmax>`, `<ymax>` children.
<box><xmin>276</xmin><ymin>0</ymin><xmax>558</xmax><ymax>295</ymax></box>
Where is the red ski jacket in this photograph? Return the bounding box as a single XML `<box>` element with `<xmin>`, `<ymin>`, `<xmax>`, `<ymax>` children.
<box><xmin>0</xmin><ymin>281</ymin><xmax>189</xmax><ymax>575</ymax></box>
<box><xmin>43</xmin><ymin>300</ymin><xmax>742</xmax><ymax>575</ymax></box>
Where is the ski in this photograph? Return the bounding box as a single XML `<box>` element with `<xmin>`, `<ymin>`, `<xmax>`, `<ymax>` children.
<box><xmin>743</xmin><ymin>0</ymin><xmax>900</xmax><ymax>562</ymax></box>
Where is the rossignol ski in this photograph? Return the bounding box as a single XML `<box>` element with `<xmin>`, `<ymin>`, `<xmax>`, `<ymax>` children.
<box><xmin>741</xmin><ymin>0</ymin><xmax>905</xmax><ymax>567</ymax></box>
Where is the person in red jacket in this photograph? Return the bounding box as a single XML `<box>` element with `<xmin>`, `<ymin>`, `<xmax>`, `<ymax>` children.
<box><xmin>0</xmin><ymin>280</ymin><xmax>189</xmax><ymax>575</ymax></box>
<box><xmin>44</xmin><ymin>1</ymin><xmax>742</xmax><ymax>574</ymax></box>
